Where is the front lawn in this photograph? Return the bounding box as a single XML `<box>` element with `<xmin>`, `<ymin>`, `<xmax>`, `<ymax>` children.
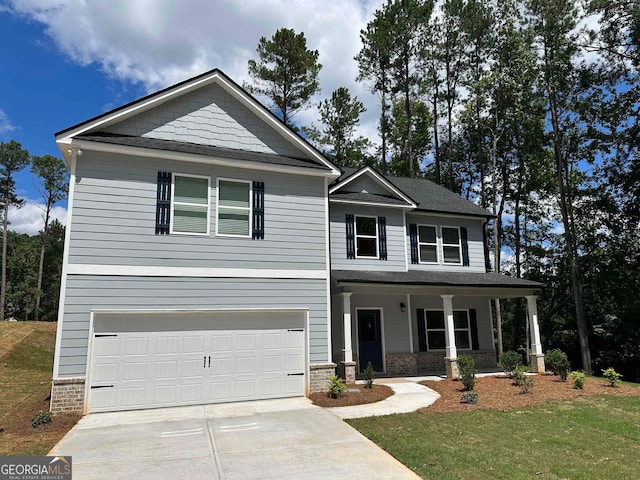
<box><xmin>349</xmin><ymin>394</ymin><xmax>640</xmax><ymax>479</ymax></box>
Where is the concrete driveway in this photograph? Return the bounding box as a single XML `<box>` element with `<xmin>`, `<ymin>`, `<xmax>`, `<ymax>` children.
<box><xmin>50</xmin><ymin>398</ymin><xmax>419</xmax><ymax>480</ymax></box>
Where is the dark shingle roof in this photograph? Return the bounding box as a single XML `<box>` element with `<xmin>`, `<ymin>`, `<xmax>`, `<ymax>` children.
<box><xmin>336</xmin><ymin>168</ymin><xmax>493</xmax><ymax>218</ymax></box>
<box><xmin>77</xmin><ymin>133</ymin><xmax>329</xmax><ymax>170</ymax></box>
<box><xmin>330</xmin><ymin>191</ymin><xmax>412</xmax><ymax>206</ymax></box>
<box><xmin>332</xmin><ymin>270</ymin><xmax>544</xmax><ymax>288</ymax></box>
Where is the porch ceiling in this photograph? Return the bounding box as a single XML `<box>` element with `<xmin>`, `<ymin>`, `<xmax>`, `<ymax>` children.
<box><xmin>332</xmin><ymin>270</ymin><xmax>544</xmax><ymax>298</ymax></box>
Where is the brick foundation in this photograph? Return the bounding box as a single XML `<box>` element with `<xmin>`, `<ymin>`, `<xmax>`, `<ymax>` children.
<box><xmin>530</xmin><ymin>353</ymin><xmax>545</xmax><ymax>373</ymax></box>
<box><xmin>337</xmin><ymin>361</ymin><xmax>356</xmax><ymax>384</ymax></box>
<box><xmin>51</xmin><ymin>378</ymin><xmax>85</xmax><ymax>414</ymax></box>
<box><xmin>309</xmin><ymin>363</ymin><xmax>336</xmax><ymax>394</ymax></box>
<box><xmin>386</xmin><ymin>354</ymin><xmax>418</xmax><ymax>376</ymax></box>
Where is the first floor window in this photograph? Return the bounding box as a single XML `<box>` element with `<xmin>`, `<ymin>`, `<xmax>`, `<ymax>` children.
<box><xmin>442</xmin><ymin>226</ymin><xmax>462</xmax><ymax>264</ymax></box>
<box><xmin>171</xmin><ymin>174</ymin><xmax>210</xmax><ymax>235</ymax></box>
<box><xmin>217</xmin><ymin>179</ymin><xmax>251</xmax><ymax>237</ymax></box>
<box><xmin>355</xmin><ymin>215</ymin><xmax>378</xmax><ymax>257</ymax></box>
<box><xmin>424</xmin><ymin>309</ymin><xmax>471</xmax><ymax>350</ymax></box>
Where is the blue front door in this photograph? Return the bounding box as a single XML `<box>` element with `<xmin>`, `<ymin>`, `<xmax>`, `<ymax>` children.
<box><xmin>358</xmin><ymin>310</ymin><xmax>383</xmax><ymax>373</ymax></box>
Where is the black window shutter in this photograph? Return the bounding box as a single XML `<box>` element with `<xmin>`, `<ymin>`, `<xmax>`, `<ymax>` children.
<box><xmin>409</xmin><ymin>223</ymin><xmax>419</xmax><ymax>264</ymax></box>
<box><xmin>469</xmin><ymin>309</ymin><xmax>479</xmax><ymax>350</ymax></box>
<box><xmin>346</xmin><ymin>214</ymin><xmax>355</xmax><ymax>259</ymax></box>
<box><xmin>155</xmin><ymin>171</ymin><xmax>171</xmax><ymax>235</ymax></box>
<box><xmin>417</xmin><ymin>309</ymin><xmax>427</xmax><ymax>352</ymax></box>
<box><xmin>252</xmin><ymin>181</ymin><xmax>264</xmax><ymax>239</ymax></box>
<box><xmin>378</xmin><ymin>216</ymin><xmax>387</xmax><ymax>261</ymax></box>
<box><xmin>461</xmin><ymin>227</ymin><xmax>470</xmax><ymax>266</ymax></box>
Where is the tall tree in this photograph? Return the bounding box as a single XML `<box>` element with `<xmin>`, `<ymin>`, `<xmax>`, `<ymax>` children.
<box><xmin>246</xmin><ymin>28</ymin><xmax>321</xmax><ymax>127</ymax></box>
<box><xmin>528</xmin><ymin>0</ymin><xmax>593</xmax><ymax>374</ymax></box>
<box><xmin>304</xmin><ymin>87</ymin><xmax>371</xmax><ymax>167</ymax></box>
<box><xmin>31</xmin><ymin>155</ymin><xmax>68</xmax><ymax>321</ymax></box>
<box><xmin>0</xmin><ymin>140</ymin><xmax>30</xmax><ymax>321</ymax></box>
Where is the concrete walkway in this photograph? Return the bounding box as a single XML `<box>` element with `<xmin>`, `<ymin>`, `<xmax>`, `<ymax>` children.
<box><xmin>328</xmin><ymin>377</ymin><xmax>442</xmax><ymax>419</ymax></box>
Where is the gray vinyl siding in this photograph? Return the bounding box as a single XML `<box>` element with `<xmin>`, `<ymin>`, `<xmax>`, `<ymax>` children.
<box><xmin>68</xmin><ymin>151</ymin><xmax>326</xmax><ymax>270</ymax></box>
<box><xmin>104</xmin><ymin>83</ymin><xmax>305</xmax><ymax>159</ymax></box>
<box><xmin>339</xmin><ymin>175</ymin><xmax>393</xmax><ymax>196</ymax></box>
<box><xmin>330</xmin><ymin>204</ymin><xmax>406</xmax><ymax>271</ymax></box>
<box><xmin>57</xmin><ymin>275</ymin><xmax>328</xmax><ymax>377</ymax></box>
<box><xmin>410</xmin><ymin>295</ymin><xmax>494</xmax><ymax>352</ymax></box>
<box><xmin>406</xmin><ymin>214</ymin><xmax>486</xmax><ymax>273</ymax></box>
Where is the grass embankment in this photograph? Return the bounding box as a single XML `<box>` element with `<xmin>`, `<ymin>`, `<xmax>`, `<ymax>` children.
<box><xmin>349</xmin><ymin>393</ymin><xmax>640</xmax><ymax>480</ymax></box>
<box><xmin>0</xmin><ymin>321</ymin><xmax>79</xmax><ymax>455</ymax></box>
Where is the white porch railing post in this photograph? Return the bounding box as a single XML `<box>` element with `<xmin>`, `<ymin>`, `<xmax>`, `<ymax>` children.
<box><xmin>342</xmin><ymin>292</ymin><xmax>353</xmax><ymax>363</ymax></box>
<box><xmin>526</xmin><ymin>295</ymin><xmax>545</xmax><ymax>372</ymax></box>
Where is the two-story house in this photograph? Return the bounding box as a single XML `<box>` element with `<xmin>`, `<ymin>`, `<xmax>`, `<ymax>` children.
<box><xmin>50</xmin><ymin>69</ymin><xmax>544</xmax><ymax>414</ymax></box>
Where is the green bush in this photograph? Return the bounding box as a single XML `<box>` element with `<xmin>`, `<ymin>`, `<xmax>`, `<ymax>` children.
<box><xmin>570</xmin><ymin>371</ymin><xmax>586</xmax><ymax>390</ymax></box>
<box><xmin>513</xmin><ymin>366</ymin><xmax>535</xmax><ymax>394</ymax></box>
<box><xmin>457</xmin><ymin>354</ymin><xmax>476</xmax><ymax>391</ymax></box>
<box><xmin>499</xmin><ymin>350</ymin><xmax>522</xmax><ymax>376</ymax></box>
<box><xmin>327</xmin><ymin>376</ymin><xmax>348</xmax><ymax>399</ymax></box>
<box><xmin>31</xmin><ymin>410</ymin><xmax>52</xmax><ymax>428</ymax></box>
<box><xmin>545</xmin><ymin>349</ymin><xmax>570</xmax><ymax>380</ymax></box>
<box><xmin>602</xmin><ymin>368</ymin><xmax>622</xmax><ymax>387</ymax></box>
<box><xmin>461</xmin><ymin>390</ymin><xmax>478</xmax><ymax>404</ymax></box>
<box><xmin>364</xmin><ymin>361</ymin><xmax>375</xmax><ymax>389</ymax></box>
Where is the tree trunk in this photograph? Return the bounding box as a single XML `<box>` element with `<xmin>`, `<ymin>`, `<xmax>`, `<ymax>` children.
<box><xmin>491</xmin><ymin>115</ymin><xmax>504</xmax><ymax>354</ymax></box>
<box><xmin>380</xmin><ymin>70</ymin><xmax>388</xmax><ymax>175</ymax></box>
<box><xmin>404</xmin><ymin>53</ymin><xmax>414</xmax><ymax>177</ymax></box>
<box><xmin>0</xmin><ymin>192</ymin><xmax>8</xmax><ymax>321</ymax></box>
<box><xmin>35</xmin><ymin>200</ymin><xmax>52</xmax><ymax>322</ymax></box>
<box><xmin>432</xmin><ymin>74</ymin><xmax>441</xmax><ymax>185</ymax></box>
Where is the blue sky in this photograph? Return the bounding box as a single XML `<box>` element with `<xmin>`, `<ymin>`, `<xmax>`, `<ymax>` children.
<box><xmin>1</xmin><ymin>0</ymin><xmax>383</xmax><ymax>234</ymax></box>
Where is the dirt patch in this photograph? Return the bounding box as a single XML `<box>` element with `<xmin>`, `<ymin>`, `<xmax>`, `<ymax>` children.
<box><xmin>420</xmin><ymin>374</ymin><xmax>640</xmax><ymax>414</ymax></box>
<box><xmin>310</xmin><ymin>384</ymin><xmax>394</xmax><ymax>407</ymax></box>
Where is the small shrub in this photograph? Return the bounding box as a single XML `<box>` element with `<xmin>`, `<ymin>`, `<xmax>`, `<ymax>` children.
<box><xmin>31</xmin><ymin>410</ymin><xmax>52</xmax><ymax>428</ymax></box>
<box><xmin>546</xmin><ymin>349</ymin><xmax>570</xmax><ymax>380</ymax></box>
<box><xmin>602</xmin><ymin>368</ymin><xmax>622</xmax><ymax>387</ymax></box>
<box><xmin>570</xmin><ymin>370</ymin><xmax>586</xmax><ymax>390</ymax></box>
<box><xmin>499</xmin><ymin>350</ymin><xmax>522</xmax><ymax>376</ymax></box>
<box><xmin>364</xmin><ymin>361</ymin><xmax>375</xmax><ymax>389</ymax></box>
<box><xmin>457</xmin><ymin>354</ymin><xmax>476</xmax><ymax>391</ymax></box>
<box><xmin>512</xmin><ymin>365</ymin><xmax>530</xmax><ymax>386</ymax></box>
<box><xmin>461</xmin><ymin>390</ymin><xmax>478</xmax><ymax>404</ymax></box>
<box><xmin>327</xmin><ymin>376</ymin><xmax>347</xmax><ymax>399</ymax></box>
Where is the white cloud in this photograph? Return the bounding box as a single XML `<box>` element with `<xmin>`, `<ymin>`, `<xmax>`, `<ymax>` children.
<box><xmin>0</xmin><ymin>109</ymin><xmax>16</xmax><ymax>135</ymax></box>
<box><xmin>8</xmin><ymin>200</ymin><xmax>67</xmax><ymax>236</ymax></box>
<box><xmin>7</xmin><ymin>0</ymin><xmax>384</xmax><ymax>143</ymax></box>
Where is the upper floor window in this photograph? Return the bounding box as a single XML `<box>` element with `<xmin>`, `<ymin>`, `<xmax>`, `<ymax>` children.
<box><xmin>418</xmin><ymin>225</ymin><xmax>438</xmax><ymax>263</ymax></box>
<box><xmin>171</xmin><ymin>174</ymin><xmax>210</xmax><ymax>235</ymax></box>
<box><xmin>217</xmin><ymin>179</ymin><xmax>251</xmax><ymax>237</ymax></box>
<box><xmin>355</xmin><ymin>215</ymin><xmax>378</xmax><ymax>258</ymax></box>
<box><xmin>441</xmin><ymin>226</ymin><xmax>462</xmax><ymax>264</ymax></box>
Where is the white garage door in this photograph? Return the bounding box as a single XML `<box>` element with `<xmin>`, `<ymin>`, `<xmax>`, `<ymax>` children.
<box><xmin>88</xmin><ymin>311</ymin><xmax>306</xmax><ymax>413</ymax></box>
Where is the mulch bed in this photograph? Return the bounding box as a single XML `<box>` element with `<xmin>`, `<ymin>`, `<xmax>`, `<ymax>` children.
<box><xmin>419</xmin><ymin>374</ymin><xmax>640</xmax><ymax>414</ymax></box>
<box><xmin>310</xmin><ymin>384</ymin><xmax>394</xmax><ymax>407</ymax></box>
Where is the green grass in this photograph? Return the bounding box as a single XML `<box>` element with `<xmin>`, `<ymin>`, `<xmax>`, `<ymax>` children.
<box><xmin>348</xmin><ymin>395</ymin><xmax>640</xmax><ymax>480</ymax></box>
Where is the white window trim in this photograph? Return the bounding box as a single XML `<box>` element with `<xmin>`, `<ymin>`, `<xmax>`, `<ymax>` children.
<box><xmin>354</xmin><ymin>215</ymin><xmax>378</xmax><ymax>259</ymax></box>
<box><xmin>170</xmin><ymin>173</ymin><xmax>211</xmax><ymax>236</ymax></box>
<box><xmin>424</xmin><ymin>309</ymin><xmax>472</xmax><ymax>352</ymax></box>
<box><xmin>417</xmin><ymin>224</ymin><xmax>440</xmax><ymax>264</ymax></box>
<box><xmin>216</xmin><ymin>177</ymin><xmax>253</xmax><ymax>238</ymax></box>
<box><xmin>440</xmin><ymin>225</ymin><xmax>463</xmax><ymax>265</ymax></box>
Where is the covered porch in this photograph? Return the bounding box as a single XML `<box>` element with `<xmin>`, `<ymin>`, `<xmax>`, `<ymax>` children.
<box><xmin>331</xmin><ymin>270</ymin><xmax>545</xmax><ymax>382</ymax></box>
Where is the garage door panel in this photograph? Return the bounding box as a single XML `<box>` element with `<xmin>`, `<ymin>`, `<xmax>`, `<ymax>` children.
<box><xmin>89</xmin><ymin>313</ymin><xmax>307</xmax><ymax>413</ymax></box>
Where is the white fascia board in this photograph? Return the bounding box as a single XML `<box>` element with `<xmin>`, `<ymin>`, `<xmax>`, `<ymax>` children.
<box><xmin>408</xmin><ymin>210</ymin><xmax>491</xmax><ymax>221</ymax></box>
<box><xmin>329</xmin><ymin>166</ymin><xmax>416</xmax><ymax>207</ymax></box>
<box><xmin>329</xmin><ymin>198</ymin><xmax>415</xmax><ymax>209</ymax></box>
<box><xmin>68</xmin><ymin>139</ymin><xmax>337</xmax><ymax>178</ymax></box>
<box><xmin>66</xmin><ymin>264</ymin><xmax>327</xmax><ymax>279</ymax></box>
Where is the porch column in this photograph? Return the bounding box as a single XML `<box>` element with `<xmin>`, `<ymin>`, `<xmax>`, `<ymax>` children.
<box><xmin>526</xmin><ymin>295</ymin><xmax>545</xmax><ymax>373</ymax></box>
<box><xmin>341</xmin><ymin>292</ymin><xmax>356</xmax><ymax>383</ymax></box>
<box><xmin>441</xmin><ymin>294</ymin><xmax>459</xmax><ymax>379</ymax></box>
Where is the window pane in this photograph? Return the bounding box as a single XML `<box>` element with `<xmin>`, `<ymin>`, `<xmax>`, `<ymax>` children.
<box><xmin>442</xmin><ymin>227</ymin><xmax>460</xmax><ymax>245</ymax></box>
<box><xmin>356</xmin><ymin>237</ymin><xmax>377</xmax><ymax>257</ymax></box>
<box><xmin>219</xmin><ymin>180</ymin><xmax>249</xmax><ymax>208</ymax></box>
<box><xmin>419</xmin><ymin>245</ymin><xmax>437</xmax><ymax>263</ymax></box>
<box><xmin>173</xmin><ymin>204</ymin><xmax>207</xmax><ymax>234</ymax></box>
<box><xmin>418</xmin><ymin>225</ymin><xmax>436</xmax><ymax>243</ymax></box>
<box><xmin>218</xmin><ymin>207</ymin><xmax>250</xmax><ymax>236</ymax></box>
<box><xmin>428</xmin><ymin>331</ymin><xmax>446</xmax><ymax>350</ymax></box>
<box><xmin>426</xmin><ymin>311</ymin><xmax>445</xmax><ymax>330</ymax></box>
<box><xmin>174</xmin><ymin>176</ymin><xmax>208</xmax><ymax>204</ymax></box>
<box><xmin>455</xmin><ymin>330</ymin><xmax>470</xmax><ymax>349</ymax></box>
<box><xmin>443</xmin><ymin>246</ymin><xmax>461</xmax><ymax>263</ymax></box>
<box><xmin>356</xmin><ymin>216</ymin><xmax>376</xmax><ymax>236</ymax></box>
<box><xmin>454</xmin><ymin>311</ymin><xmax>469</xmax><ymax>329</ymax></box>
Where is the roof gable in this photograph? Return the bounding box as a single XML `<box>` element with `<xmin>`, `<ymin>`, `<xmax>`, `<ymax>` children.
<box><xmin>329</xmin><ymin>166</ymin><xmax>416</xmax><ymax>208</ymax></box>
<box><xmin>55</xmin><ymin>69</ymin><xmax>340</xmax><ymax>175</ymax></box>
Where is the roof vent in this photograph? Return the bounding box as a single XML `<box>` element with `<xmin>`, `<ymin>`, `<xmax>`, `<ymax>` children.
<box><xmin>361</xmin><ymin>189</ymin><xmax>368</xmax><ymax>194</ymax></box>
